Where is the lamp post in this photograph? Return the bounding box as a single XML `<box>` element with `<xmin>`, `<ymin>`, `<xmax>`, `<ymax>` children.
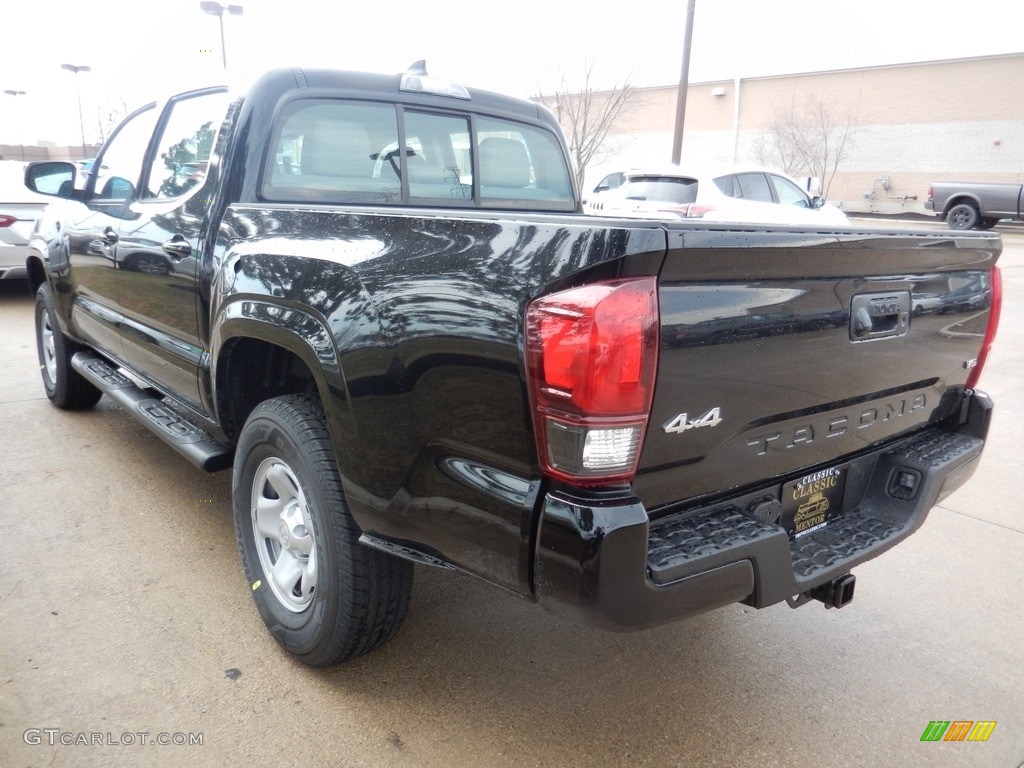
<box><xmin>61</xmin><ymin>64</ymin><xmax>91</xmax><ymax>158</ymax></box>
<box><xmin>199</xmin><ymin>2</ymin><xmax>244</xmax><ymax>69</ymax></box>
<box><xmin>671</xmin><ymin>0</ymin><xmax>697</xmax><ymax>165</ymax></box>
<box><xmin>3</xmin><ymin>89</ymin><xmax>27</xmax><ymax>160</ymax></box>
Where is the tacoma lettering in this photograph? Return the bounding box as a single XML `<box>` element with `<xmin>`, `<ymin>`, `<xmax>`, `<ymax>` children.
<box><xmin>747</xmin><ymin>395</ymin><xmax>928</xmax><ymax>456</ymax></box>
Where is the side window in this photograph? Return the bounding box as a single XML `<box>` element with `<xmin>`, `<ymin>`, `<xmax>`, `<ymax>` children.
<box><xmin>403</xmin><ymin>111</ymin><xmax>471</xmax><ymax>200</ymax></box>
<box><xmin>769</xmin><ymin>174</ymin><xmax>811</xmax><ymax>207</ymax></box>
<box><xmin>264</xmin><ymin>101</ymin><xmax>400</xmax><ymax>203</ymax></box>
<box><xmin>145</xmin><ymin>91</ymin><xmax>231</xmax><ymax>199</ymax></box>
<box><xmin>735</xmin><ymin>173</ymin><xmax>773</xmax><ymax>203</ymax></box>
<box><xmin>477</xmin><ymin>117</ymin><xmax>573</xmax><ymax>208</ymax></box>
<box><xmin>91</xmin><ymin>105</ymin><xmax>159</xmax><ymax>203</ymax></box>
<box><xmin>594</xmin><ymin>173</ymin><xmax>625</xmax><ymax>193</ymax></box>
<box><xmin>713</xmin><ymin>175</ymin><xmax>736</xmax><ymax>197</ymax></box>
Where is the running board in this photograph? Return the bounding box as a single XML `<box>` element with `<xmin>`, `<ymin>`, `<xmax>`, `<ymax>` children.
<box><xmin>71</xmin><ymin>352</ymin><xmax>234</xmax><ymax>472</ymax></box>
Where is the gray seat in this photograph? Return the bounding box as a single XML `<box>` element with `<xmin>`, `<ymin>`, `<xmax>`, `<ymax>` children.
<box><xmin>479</xmin><ymin>137</ymin><xmax>531</xmax><ymax>190</ymax></box>
<box><xmin>299</xmin><ymin>121</ymin><xmax>373</xmax><ymax>178</ymax></box>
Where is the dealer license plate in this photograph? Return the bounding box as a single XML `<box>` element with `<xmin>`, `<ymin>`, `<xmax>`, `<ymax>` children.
<box><xmin>781</xmin><ymin>465</ymin><xmax>847</xmax><ymax>539</ymax></box>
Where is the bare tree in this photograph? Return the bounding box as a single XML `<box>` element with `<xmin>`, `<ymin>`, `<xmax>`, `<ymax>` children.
<box><xmin>753</xmin><ymin>94</ymin><xmax>855</xmax><ymax>198</ymax></box>
<box><xmin>95</xmin><ymin>96</ymin><xmax>128</xmax><ymax>145</ymax></box>
<box><xmin>533</xmin><ymin>62</ymin><xmax>640</xmax><ymax>190</ymax></box>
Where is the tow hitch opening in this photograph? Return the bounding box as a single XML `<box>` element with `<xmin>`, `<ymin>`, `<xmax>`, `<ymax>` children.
<box><xmin>787</xmin><ymin>574</ymin><xmax>857</xmax><ymax>610</ymax></box>
<box><xmin>810</xmin><ymin>574</ymin><xmax>856</xmax><ymax>609</ymax></box>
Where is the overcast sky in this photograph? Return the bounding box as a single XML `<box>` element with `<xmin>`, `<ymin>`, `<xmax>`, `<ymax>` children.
<box><xmin>1</xmin><ymin>0</ymin><xmax>1021</xmax><ymax>147</ymax></box>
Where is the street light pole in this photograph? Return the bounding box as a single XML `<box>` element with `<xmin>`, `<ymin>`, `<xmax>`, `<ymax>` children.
<box><xmin>3</xmin><ymin>89</ymin><xmax>27</xmax><ymax>160</ymax></box>
<box><xmin>671</xmin><ymin>0</ymin><xmax>697</xmax><ymax>165</ymax></box>
<box><xmin>199</xmin><ymin>2</ymin><xmax>244</xmax><ymax>69</ymax></box>
<box><xmin>61</xmin><ymin>64</ymin><xmax>92</xmax><ymax>159</ymax></box>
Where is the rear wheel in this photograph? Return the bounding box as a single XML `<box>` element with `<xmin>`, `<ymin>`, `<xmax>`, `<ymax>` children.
<box><xmin>34</xmin><ymin>284</ymin><xmax>102</xmax><ymax>409</ymax></box>
<box><xmin>946</xmin><ymin>203</ymin><xmax>979</xmax><ymax>230</ymax></box>
<box><xmin>233</xmin><ymin>393</ymin><xmax>413</xmax><ymax>666</ymax></box>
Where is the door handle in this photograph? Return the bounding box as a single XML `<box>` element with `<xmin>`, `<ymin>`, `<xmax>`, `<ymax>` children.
<box><xmin>162</xmin><ymin>234</ymin><xmax>192</xmax><ymax>261</ymax></box>
<box><xmin>849</xmin><ymin>292</ymin><xmax>910</xmax><ymax>341</ymax></box>
<box><xmin>102</xmin><ymin>226</ymin><xmax>119</xmax><ymax>244</ymax></box>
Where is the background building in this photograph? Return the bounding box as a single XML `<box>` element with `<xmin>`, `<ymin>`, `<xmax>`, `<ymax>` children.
<box><xmin>583</xmin><ymin>53</ymin><xmax>1024</xmax><ymax>215</ymax></box>
<box><xmin>0</xmin><ymin>143</ymin><xmax>100</xmax><ymax>163</ymax></box>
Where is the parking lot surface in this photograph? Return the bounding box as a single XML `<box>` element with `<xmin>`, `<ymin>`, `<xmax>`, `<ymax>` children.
<box><xmin>1</xmin><ymin>227</ymin><xmax>1022</xmax><ymax>768</ymax></box>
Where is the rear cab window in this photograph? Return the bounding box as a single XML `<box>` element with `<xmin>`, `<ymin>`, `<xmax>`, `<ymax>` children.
<box><xmin>261</xmin><ymin>98</ymin><xmax>574</xmax><ymax>211</ymax></box>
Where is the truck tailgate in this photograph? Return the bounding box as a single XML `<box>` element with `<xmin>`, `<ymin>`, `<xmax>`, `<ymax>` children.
<box><xmin>635</xmin><ymin>226</ymin><xmax>1000</xmax><ymax>513</ymax></box>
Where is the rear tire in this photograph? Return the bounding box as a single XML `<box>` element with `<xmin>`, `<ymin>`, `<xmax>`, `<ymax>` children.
<box><xmin>233</xmin><ymin>393</ymin><xmax>413</xmax><ymax>666</ymax></box>
<box><xmin>34</xmin><ymin>284</ymin><xmax>102</xmax><ymax>409</ymax></box>
<box><xmin>946</xmin><ymin>203</ymin><xmax>979</xmax><ymax>230</ymax></box>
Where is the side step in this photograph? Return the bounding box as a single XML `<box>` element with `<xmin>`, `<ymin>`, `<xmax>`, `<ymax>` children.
<box><xmin>71</xmin><ymin>352</ymin><xmax>234</xmax><ymax>472</ymax></box>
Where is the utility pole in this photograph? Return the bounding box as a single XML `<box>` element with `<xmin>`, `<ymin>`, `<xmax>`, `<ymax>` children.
<box><xmin>671</xmin><ymin>0</ymin><xmax>697</xmax><ymax>165</ymax></box>
<box><xmin>199</xmin><ymin>2</ymin><xmax>244</xmax><ymax>69</ymax></box>
<box><xmin>61</xmin><ymin>64</ymin><xmax>91</xmax><ymax>159</ymax></box>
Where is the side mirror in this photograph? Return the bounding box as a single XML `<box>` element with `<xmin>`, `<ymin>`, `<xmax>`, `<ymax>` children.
<box><xmin>811</xmin><ymin>195</ymin><xmax>826</xmax><ymax>209</ymax></box>
<box><xmin>25</xmin><ymin>161</ymin><xmax>78</xmax><ymax>198</ymax></box>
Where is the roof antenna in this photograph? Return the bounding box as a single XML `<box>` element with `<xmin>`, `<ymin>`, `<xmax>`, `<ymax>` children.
<box><xmin>406</xmin><ymin>60</ymin><xmax>428</xmax><ymax>76</ymax></box>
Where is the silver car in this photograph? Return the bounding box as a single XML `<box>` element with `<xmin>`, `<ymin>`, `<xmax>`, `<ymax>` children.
<box><xmin>0</xmin><ymin>161</ymin><xmax>52</xmax><ymax>280</ymax></box>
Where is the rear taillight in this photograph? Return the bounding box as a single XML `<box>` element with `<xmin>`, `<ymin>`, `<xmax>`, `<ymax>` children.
<box><xmin>966</xmin><ymin>266</ymin><xmax>1001</xmax><ymax>390</ymax></box>
<box><xmin>658</xmin><ymin>203</ymin><xmax>714</xmax><ymax>219</ymax></box>
<box><xmin>525</xmin><ymin>277</ymin><xmax>659</xmax><ymax>485</ymax></box>
<box><xmin>0</xmin><ymin>215</ymin><xmax>17</xmax><ymax>228</ymax></box>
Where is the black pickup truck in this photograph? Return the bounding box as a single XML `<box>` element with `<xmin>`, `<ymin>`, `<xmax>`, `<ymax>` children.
<box><xmin>24</xmin><ymin>67</ymin><xmax>1001</xmax><ymax>666</ymax></box>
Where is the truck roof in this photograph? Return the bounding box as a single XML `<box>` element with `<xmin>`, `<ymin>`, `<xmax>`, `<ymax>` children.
<box><xmin>166</xmin><ymin>66</ymin><xmax>556</xmax><ymax>126</ymax></box>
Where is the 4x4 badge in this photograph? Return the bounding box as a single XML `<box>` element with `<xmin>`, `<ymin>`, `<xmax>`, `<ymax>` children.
<box><xmin>662</xmin><ymin>407</ymin><xmax>722</xmax><ymax>435</ymax></box>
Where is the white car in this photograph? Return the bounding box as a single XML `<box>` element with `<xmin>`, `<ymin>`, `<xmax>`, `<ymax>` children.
<box><xmin>0</xmin><ymin>161</ymin><xmax>54</xmax><ymax>280</ymax></box>
<box><xmin>585</xmin><ymin>166</ymin><xmax>849</xmax><ymax>227</ymax></box>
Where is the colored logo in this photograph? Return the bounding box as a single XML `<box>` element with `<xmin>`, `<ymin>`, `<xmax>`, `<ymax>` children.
<box><xmin>920</xmin><ymin>721</ymin><xmax>996</xmax><ymax>742</ymax></box>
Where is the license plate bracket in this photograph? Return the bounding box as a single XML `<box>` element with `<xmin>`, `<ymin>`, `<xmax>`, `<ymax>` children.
<box><xmin>781</xmin><ymin>466</ymin><xmax>847</xmax><ymax>539</ymax></box>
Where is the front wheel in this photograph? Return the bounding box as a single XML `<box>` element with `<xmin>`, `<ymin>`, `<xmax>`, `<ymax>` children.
<box><xmin>946</xmin><ymin>203</ymin><xmax>979</xmax><ymax>230</ymax></box>
<box><xmin>233</xmin><ymin>394</ymin><xmax>413</xmax><ymax>666</ymax></box>
<box><xmin>34</xmin><ymin>284</ymin><xmax>102</xmax><ymax>409</ymax></box>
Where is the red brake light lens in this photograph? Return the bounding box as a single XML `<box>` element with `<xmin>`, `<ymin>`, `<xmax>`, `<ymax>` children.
<box><xmin>526</xmin><ymin>277</ymin><xmax>659</xmax><ymax>485</ymax></box>
<box><xmin>966</xmin><ymin>265</ymin><xmax>1001</xmax><ymax>390</ymax></box>
<box><xmin>0</xmin><ymin>215</ymin><xmax>17</xmax><ymax>228</ymax></box>
<box><xmin>657</xmin><ymin>203</ymin><xmax>715</xmax><ymax>219</ymax></box>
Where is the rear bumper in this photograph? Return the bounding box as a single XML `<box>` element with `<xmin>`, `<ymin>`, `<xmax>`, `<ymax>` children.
<box><xmin>533</xmin><ymin>390</ymin><xmax>992</xmax><ymax>630</ymax></box>
<box><xmin>0</xmin><ymin>245</ymin><xmax>30</xmax><ymax>279</ymax></box>
<box><xmin>0</xmin><ymin>264</ymin><xmax>28</xmax><ymax>280</ymax></box>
